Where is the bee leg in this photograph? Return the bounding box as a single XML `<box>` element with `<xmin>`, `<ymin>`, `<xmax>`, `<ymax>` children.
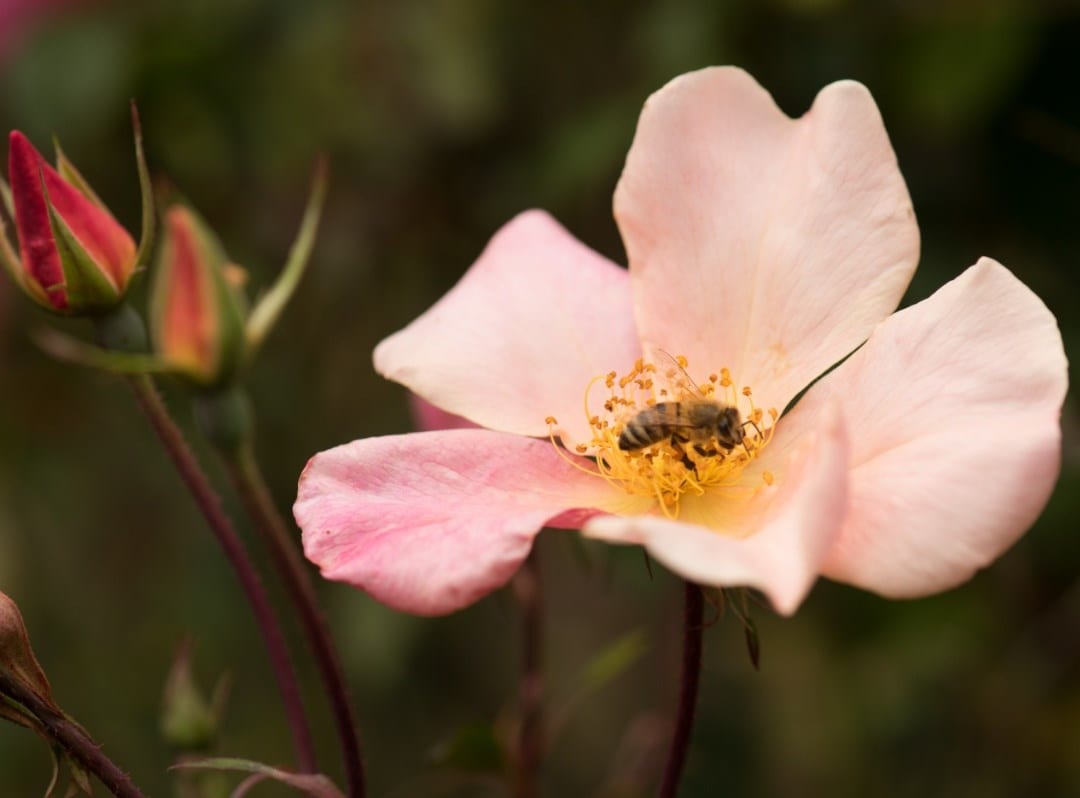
<box><xmin>693</xmin><ymin>444</ymin><xmax>715</xmax><ymax>458</ymax></box>
<box><xmin>671</xmin><ymin>436</ymin><xmax>697</xmax><ymax>472</ymax></box>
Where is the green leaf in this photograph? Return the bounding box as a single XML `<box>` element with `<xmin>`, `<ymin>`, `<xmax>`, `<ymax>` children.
<box><xmin>580</xmin><ymin>628</ymin><xmax>648</xmax><ymax>694</ymax></box>
<box><xmin>550</xmin><ymin>628</ymin><xmax>650</xmax><ymax>742</ymax></box>
<box><xmin>428</xmin><ymin>722</ymin><xmax>506</xmax><ymax>775</ymax></box>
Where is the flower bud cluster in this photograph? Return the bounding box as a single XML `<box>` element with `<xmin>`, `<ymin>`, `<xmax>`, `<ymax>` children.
<box><xmin>1</xmin><ymin>117</ymin><xmax>325</xmax><ymax>390</ymax></box>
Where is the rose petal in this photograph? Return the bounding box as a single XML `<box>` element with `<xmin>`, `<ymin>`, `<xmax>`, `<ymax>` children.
<box><xmin>790</xmin><ymin>258</ymin><xmax>1067</xmax><ymax>597</ymax></box>
<box><xmin>374</xmin><ymin>210</ymin><xmax>641</xmax><ymax>447</ymax></box>
<box><xmin>583</xmin><ymin>402</ymin><xmax>848</xmax><ymax>615</ymax></box>
<box><xmin>295</xmin><ymin>428</ymin><xmax>640</xmax><ymax>615</ymax></box>
<box><xmin>616</xmin><ymin>66</ymin><xmax>918</xmax><ymax>413</ymax></box>
<box><xmin>8</xmin><ymin>132</ymin><xmax>66</xmax><ymax>308</ymax></box>
<box><xmin>409</xmin><ymin>393</ymin><xmax>477</xmax><ymax>431</ymax></box>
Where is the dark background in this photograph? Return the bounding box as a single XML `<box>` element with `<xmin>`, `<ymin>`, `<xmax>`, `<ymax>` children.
<box><xmin>0</xmin><ymin>1</ymin><xmax>1077</xmax><ymax>796</ymax></box>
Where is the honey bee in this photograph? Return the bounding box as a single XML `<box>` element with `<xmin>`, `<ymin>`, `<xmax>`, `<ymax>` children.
<box><xmin>617</xmin><ymin>352</ymin><xmax>744</xmax><ymax>469</ymax></box>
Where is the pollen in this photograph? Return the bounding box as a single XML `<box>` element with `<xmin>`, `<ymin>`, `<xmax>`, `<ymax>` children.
<box><xmin>546</xmin><ymin>354</ymin><xmax>778</xmax><ymax>519</ymax></box>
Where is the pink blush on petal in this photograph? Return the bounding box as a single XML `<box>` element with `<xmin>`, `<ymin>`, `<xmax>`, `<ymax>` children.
<box><xmin>296</xmin><ymin>429</ymin><xmax>629</xmax><ymax>615</ymax></box>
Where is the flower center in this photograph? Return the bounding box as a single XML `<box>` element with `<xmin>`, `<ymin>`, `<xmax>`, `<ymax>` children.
<box><xmin>548</xmin><ymin>354</ymin><xmax>778</xmax><ymax>519</ymax></box>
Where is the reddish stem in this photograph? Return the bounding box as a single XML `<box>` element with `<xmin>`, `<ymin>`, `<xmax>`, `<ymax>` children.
<box><xmin>226</xmin><ymin>445</ymin><xmax>366</xmax><ymax>797</ymax></box>
<box><xmin>657</xmin><ymin>581</ymin><xmax>704</xmax><ymax>798</ymax></box>
<box><xmin>127</xmin><ymin>376</ymin><xmax>317</xmax><ymax>772</ymax></box>
<box><xmin>0</xmin><ymin>670</ymin><xmax>146</xmax><ymax>798</ymax></box>
<box><xmin>511</xmin><ymin>549</ymin><xmax>544</xmax><ymax>798</ymax></box>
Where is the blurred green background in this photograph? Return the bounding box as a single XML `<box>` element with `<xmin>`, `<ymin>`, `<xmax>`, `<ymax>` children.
<box><xmin>0</xmin><ymin>0</ymin><xmax>1078</xmax><ymax>796</ymax></box>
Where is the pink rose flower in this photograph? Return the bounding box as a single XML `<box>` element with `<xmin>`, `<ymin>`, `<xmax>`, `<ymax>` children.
<box><xmin>295</xmin><ymin>67</ymin><xmax>1067</xmax><ymax>616</ymax></box>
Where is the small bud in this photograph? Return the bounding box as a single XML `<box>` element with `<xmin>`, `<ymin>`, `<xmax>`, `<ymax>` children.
<box><xmin>150</xmin><ymin>205</ymin><xmax>246</xmax><ymax>387</ymax></box>
<box><xmin>0</xmin><ymin>591</ymin><xmax>59</xmax><ymax>731</ymax></box>
<box><xmin>161</xmin><ymin>639</ymin><xmax>226</xmax><ymax>752</ymax></box>
<box><xmin>1</xmin><ymin>132</ymin><xmax>137</xmax><ymax>314</ymax></box>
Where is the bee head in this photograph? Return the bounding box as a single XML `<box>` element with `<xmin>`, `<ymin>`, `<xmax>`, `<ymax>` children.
<box><xmin>717</xmin><ymin>406</ymin><xmax>744</xmax><ymax>445</ymax></box>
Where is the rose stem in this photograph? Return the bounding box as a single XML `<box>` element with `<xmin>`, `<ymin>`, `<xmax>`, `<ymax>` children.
<box><xmin>0</xmin><ymin>670</ymin><xmax>147</xmax><ymax>798</ymax></box>
<box><xmin>511</xmin><ymin>547</ymin><xmax>544</xmax><ymax>798</ymax></box>
<box><xmin>127</xmin><ymin>375</ymin><xmax>317</xmax><ymax>773</ymax></box>
<box><xmin>657</xmin><ymin>581</ymin><xmax>704</xmax><ymax>797</ymax></box>
<box><xmin>223</xmin><ymin>443</ymin><xmax>366</xmax><ymax>797</ymax></box>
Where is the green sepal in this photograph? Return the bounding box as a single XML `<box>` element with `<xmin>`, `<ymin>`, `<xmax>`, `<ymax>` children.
<box><xmin>190</xmin><ymin>217</ymin><xmax>247</xmax><ymax>387</ymax></box>
<box><xmin>130</xmin><ymin>102</ymin><xmax>155</xmax><ymax>273</ymax></box>
<box><xmin>245</xmin><ymin>157</ymin><xmax>327</xmax><ymax>355</ymax></box>
<box><xmin>52</xmin><ymin>141</ymin><xmax>106</xmax><ymax>210</ymax></box>
<box><xmin>0</xmin><ymin>176</ymin><xmax>28</xmax><ymax>296</ymax></box>
<box><xmin>0</xmin><ymin>173</ymin><xmax>12</xmax><ymax>217</ymax></box>
<box><xmin>0</xmin><ymin>216</ymin><xmax>25</xmax><ymax>293</ymax></box>
<box><xmin>0</xmin><ymin>690</ymin><xmax>48</xmax><ymax>736</ymax></box>
<box><xmin>40</xmin><ymin>178</ymin><xmax>120</xmax><ymax>313</ymax></box>
<box><xmin>210</xmin><ymin>263</ymin><xmax>247</xmax><ymax>387</ymax></box>
<box><xmin>35</xmin><ymin>328</ymin><xmax>172</xmax><ymax>374</ymax></box>
<box><xmin>170</xmin><ymin>758</ymin><xmax>345</xmax><ymax>798</ymax></box>
<box><xmin>65</xmin><ymin>757</ymin><xmax>93</xmax><ymax>797</ymax></box>
<box><xmin>42</xmin><ymin>747</ymin><xmax>93</xmax><ymax>798</ymax></box>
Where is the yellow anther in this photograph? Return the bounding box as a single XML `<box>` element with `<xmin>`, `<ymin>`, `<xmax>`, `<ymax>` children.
<box><xmin>545</xmin><ymin>416</ymin><xmax>558</xmax><ymax>425</ymax></box>
<box><xmin>762</xmin><ymin>471</ymin><xmax>774</xmax><ymax>486</ymax></box>
<box><xmin>546</xmin><ymin>354</ymin><xmax>778</xmax><ymax>519</ymax></box>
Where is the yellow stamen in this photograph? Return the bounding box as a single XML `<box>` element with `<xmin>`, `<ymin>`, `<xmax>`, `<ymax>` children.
<box><xmin>546</xmin><ymin>355</ymin><xmax>778</xmax><ymax>519</ymax></box>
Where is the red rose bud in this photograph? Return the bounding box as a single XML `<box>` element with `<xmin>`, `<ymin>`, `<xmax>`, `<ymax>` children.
<box><xmin>150</xmin><ymin>205</ymin><xmax>245</xmax><ymax>386</ymax></box>
<box><xmin>1</xmin><ymin>131</ymin><xmax>137</xmax><ymax>314</ymax></box>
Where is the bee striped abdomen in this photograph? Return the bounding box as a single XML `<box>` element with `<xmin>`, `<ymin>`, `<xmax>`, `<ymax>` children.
<box><xmin>618</xmin><ymin>402</ymin><xmax>683</xmax><ymax>450</ymax></box>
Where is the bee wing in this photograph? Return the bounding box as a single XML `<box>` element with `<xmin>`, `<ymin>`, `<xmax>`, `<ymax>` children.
<box><xmin>655</xmin><ymin>349</ymin><xmax>706</xmax><ymax>398</ymax></box>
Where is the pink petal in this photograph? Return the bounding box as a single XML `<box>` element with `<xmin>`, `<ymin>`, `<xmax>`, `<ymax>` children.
<box><xmin>374</xmin><ymin>210</ymin><xmax>641</xmax><ymax>448</ymax></box>
<box><xmin>792</xmin><ymin>259</ymin><xmax>1067</xmax><ymax>598</ymax></box>
<box><xmin>295</xmin><ymin>428</ymin><xmax>635</xmax><ymax>615</ymax></box>
<box><xmin>616</xmin><ymin>67</ymin><xmax>919</xmax><ymax>413</ymax></box>
<box><xmin>154</xmin><ymin>207</ymin><xmax>220</xmax><ymax>380</ymax></box>
<box><xmin>409</xmin><ymin>393</ymin><xmax>477</xmax><ymax>431</ymax></box>
<box><xmin>8</xmin><ymin>132</ymin><xmax>66</xmax><ymax>308</ymax></box>
<box><xmin>583</xmin><ymin>402</ymin><xmax>848</xmax><ymax>615</ymax></box>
